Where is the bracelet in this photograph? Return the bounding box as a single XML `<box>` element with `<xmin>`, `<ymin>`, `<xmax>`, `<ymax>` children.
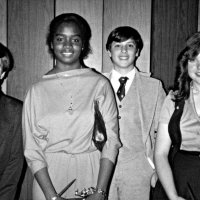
<box><xmin>95</xmin><ymin>188</ymin><xmax>107</xmax><ymax>198</ymax></box>
<box><xmin>51</xmin><ymin>195</ymin><xmax>58</xmax><ymax>200</ymax></box>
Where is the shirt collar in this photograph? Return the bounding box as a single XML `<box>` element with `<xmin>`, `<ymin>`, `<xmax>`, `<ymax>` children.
<box><xmin>111</xmin><ymin>67</ymin><xmax>136</xmax><ymax>81</ymax></box>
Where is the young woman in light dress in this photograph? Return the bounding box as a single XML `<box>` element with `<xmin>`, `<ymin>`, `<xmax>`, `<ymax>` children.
<box><xmin>23</xmin><ymin>13</ymin><xmax>121</xmax><ymax>200</ymax></box>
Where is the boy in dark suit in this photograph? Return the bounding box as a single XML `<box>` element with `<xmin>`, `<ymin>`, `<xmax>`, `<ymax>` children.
<box><xmin>0</xmin><ymin>43</ymin><xmax>24</xmax><ymax>200</ymax></box>
<box><xmin>105</xmin><ymin>26</ymin><xmax>166</xmax><ymax>200</ymax></box>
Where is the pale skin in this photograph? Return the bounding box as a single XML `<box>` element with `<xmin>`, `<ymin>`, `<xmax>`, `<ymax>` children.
<box><xmin>108</xmin><ymin>38</ymin><xmax>139</xmax><ymax>75</ymax></box>
<box><xmin>34</xmin><ymin>22</ymin><xmax>115</xmax><ymax>200</ymax></box>
<box><xmin>154</xmin><ymin>53</ymin><xmax>200</xmax><ymax>200</ymax></box>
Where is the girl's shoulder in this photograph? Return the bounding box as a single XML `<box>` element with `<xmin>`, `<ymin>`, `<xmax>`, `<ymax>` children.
<box><xmin>162</xmin><ymin>90</ymin><xmax>177</xmax><ymax>113</ymax></box>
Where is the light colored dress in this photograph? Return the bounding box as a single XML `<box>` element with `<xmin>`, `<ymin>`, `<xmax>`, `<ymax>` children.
<box><xmin>22</xmin><ymin>68</ymin><xmax>121</xmax><ymax>200</ymax></box>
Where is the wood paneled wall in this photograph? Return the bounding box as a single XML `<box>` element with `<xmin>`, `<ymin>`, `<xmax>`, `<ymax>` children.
<box><xmin>2</xmin><ymin>0</ymin><xmax>199</xmax><ymax>199</ymax></box>
<box><xmin>0</xmin><ymin>0</ymin><xmax>6</xmax><ymax>44</ymax></box>
<box><xmin>151</xmin><ymin>0</ymin><xmax>198</xmax><ymax>91</ymax></box>
<box><xmin>3</xmin><ymin>0</ymin><xmax>200</xmax><ymax>98</ymax></box>
<box><xmin>103</xmin><ymin>0</ymin><xmax>151</xmax><ymax>73</ymax></box>
<box><xmin>7</xmin><ymin>0</ymin><xmax>54</xmax><ymax>100</ymax></box>
<box><xmin>0</xmin><ymin>0</ymin><xmax>7</xmax><ymax>92</ymax></box>
<box><xmin>7</xmin><ymin>0</ymin><xmax>152</xmax><ymax>101</ymax></box>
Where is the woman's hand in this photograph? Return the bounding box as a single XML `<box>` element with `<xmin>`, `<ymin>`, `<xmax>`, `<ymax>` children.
<box><xmin>85</xmin><ymin>191</ymin><xmax>106</xmax><ymax>200</ymax></box>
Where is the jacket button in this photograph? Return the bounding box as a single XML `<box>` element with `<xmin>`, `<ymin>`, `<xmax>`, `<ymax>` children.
<box><xmin>118</xmin><ymin>116</ymin><xmax>121</xmax><ymax>119</ymax></box>
<box><xmin>119</xmin><ymin>105</ymin><xmax>122</xmax><ymax>108</ymax></box>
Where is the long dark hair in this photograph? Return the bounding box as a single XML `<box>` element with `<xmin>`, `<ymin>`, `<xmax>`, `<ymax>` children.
<box><xmin>175</xmin><ymin>32</ymin><xmax>200</xmax><ymax>101</ymax></box>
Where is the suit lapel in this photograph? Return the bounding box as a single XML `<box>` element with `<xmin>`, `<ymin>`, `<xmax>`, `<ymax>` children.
<box><xmin>135</xmin><ymin>70</ymin><xmax>158</xmax><ymax>145</ymax></box>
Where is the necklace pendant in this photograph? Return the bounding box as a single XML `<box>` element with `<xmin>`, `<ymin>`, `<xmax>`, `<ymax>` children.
<box><xmin>67</xmin><ymin>106</ymin><xmax>73</xmax><ymax>115</ymax></box>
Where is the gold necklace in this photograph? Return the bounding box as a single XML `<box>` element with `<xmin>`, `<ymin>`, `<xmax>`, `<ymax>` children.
<box><xmin>55</xmin><ymin>69</ymin><xmax>81</xmax><ymax>114</ymax></box>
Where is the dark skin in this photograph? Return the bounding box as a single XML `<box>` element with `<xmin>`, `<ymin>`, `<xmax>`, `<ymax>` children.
<box><xmin>34</xmin><ymin>22</ymin><xmax>115</xmax><ymax>200</ymax></box>
<box><xmin>47</xmin><ymin>22</ymin><xmax>83</xmax><ymax>75</ymax></box>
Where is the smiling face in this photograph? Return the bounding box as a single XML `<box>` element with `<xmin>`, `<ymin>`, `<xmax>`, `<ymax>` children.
<box><xmin>108</xmin><ymin>38</ymin><xmax>139</xmax><ymax>74</ymax></box>
<box><xmin>188</xmin><ymin>53</ymin><xmax>200</xmax><ymax>86</ymax></box>
<box><xmin>52</xmin><ymin>22</ymin><xmax>83</xmax><ymax>71</ymax></box>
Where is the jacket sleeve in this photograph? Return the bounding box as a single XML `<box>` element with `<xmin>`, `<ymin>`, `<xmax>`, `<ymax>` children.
<box><xmin>0</xmin><ymin>105</ymin><xmax>24</xmax><ymax>200</ymax></box>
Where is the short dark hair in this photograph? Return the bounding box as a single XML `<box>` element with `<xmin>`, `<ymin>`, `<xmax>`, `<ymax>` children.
<box><xmin>175</xmin><ymin>32</ymin><xmax>200</xmax><ymax>100</ymax></box>
<box><xmin>46</xmin><ymin>13</ymin><xmax>92</xmax><ymax>62</ymax></box>
<box><xmin>106</xmin><ymin>26</ymin><xmax>143</xmax><ymax>53</ymax></box>
<box><xmin>0</xmin><ymin>43</ymin><xmax>14</xmax><ymax>74</ymax></box>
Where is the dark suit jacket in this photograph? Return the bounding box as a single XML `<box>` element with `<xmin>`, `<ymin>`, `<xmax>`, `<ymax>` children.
<box><xmin>0</xmin><ymin>91</ymin><xmax>24</xmax><ymax>200</ymax></box>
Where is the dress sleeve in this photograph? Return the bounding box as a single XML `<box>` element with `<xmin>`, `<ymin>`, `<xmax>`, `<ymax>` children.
<box><xmin>22</xmin><ymin>86</ymin><xmax>48</xmax><ymax>174</ymax></box>
<box><xmin>159</xmin><ymin>92</ymin><xmax>175</xmax><ymax>124</ymax></box>
<box><xmin>153</xmin><ymin>81</ymin><xmax>166</xmax><ymax>131</ymax></box>
<box><xmin>97</xmin><ymin>80</ymin><xmax>121</xmax><ymax>163</ymax></box>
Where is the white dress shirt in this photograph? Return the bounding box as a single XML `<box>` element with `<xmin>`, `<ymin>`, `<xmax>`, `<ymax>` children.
<box><xmin>110</xmin><ymin>68</ymin><xmax>136</xmax><ymax>94</ymax></box>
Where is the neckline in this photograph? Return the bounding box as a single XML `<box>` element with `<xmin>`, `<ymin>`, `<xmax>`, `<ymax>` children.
<box><xmin>43</xmin><ymin>68</ymin><xmax>91</xmax><ymax>78</ymax></box>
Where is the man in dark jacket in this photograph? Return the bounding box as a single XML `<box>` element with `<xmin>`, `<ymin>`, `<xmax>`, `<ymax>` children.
<box><xmin>0</xmin><ymin>43</ymin><xmax>24</xmax><ymax>200</ymax></box>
